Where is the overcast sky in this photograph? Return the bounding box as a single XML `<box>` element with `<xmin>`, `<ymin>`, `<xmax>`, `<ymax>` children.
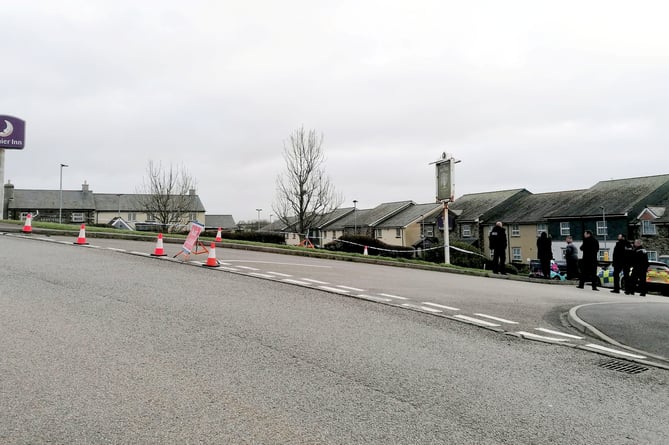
<box><xmin>3</xmin><ymin>1</ymin><xmax>668</xmax><ymax>221</ymax></box>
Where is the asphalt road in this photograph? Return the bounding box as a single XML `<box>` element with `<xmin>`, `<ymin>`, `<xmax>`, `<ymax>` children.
<box><xmin>1</xmin><ymin>234</ymin><xmax>668</xmax><ymax>444</ymax></box>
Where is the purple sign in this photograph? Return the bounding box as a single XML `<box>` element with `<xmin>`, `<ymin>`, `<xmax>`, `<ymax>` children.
<box><xmin>0</xmin><ymin>115</ymin><xmax>26</xmax><ymax>149</ymax></box>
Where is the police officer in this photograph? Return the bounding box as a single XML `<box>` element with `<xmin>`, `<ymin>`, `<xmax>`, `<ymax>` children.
<box><xmin>627</xmin><ymin>239</ymin><xmax>649</xmax><ymax>296</ymax></box>
<box><xmin>610</xmin><ymin>234</ymin><xmax>632</xmax><ymax>293</ymax></box>
<box><xmin>578</xmin><ymin>230</ymin><xmax>600</xmax><ymax>291</ymax></box>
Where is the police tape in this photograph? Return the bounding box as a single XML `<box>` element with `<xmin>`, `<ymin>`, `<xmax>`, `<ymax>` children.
<box><xmin>336</xmin><ymin>239</ymin><xmax>486</xmax><ymax>257</ymax></box>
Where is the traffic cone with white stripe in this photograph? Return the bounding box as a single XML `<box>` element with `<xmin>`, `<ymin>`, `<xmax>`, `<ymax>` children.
<box><xmin>215</xmin><ymin>227</ymin><xmax>222</xmax><ymax>242</ymax></box>
<box><xmin>74</xmin><ymin>224</ymin><xmax>89</xmax><ymax>245</ymax></box>
<box><xmin>203</xmin><ymin>242</ymin><xmax>220</xmax><ymax>267</ymax></box>
<box><xmin>363</xmin><ymin>245</ymin><xmax>368</xmax><ymax>256</ymax></box>
<box><xmin>151</xmin><ymin>233</ymin><xmax>167</xmax><ymax>256</ymax></box>
<box><xmin>22</xmin><ymin>213</ymin><xmax>33</xmax><ymax>234</ymax></box>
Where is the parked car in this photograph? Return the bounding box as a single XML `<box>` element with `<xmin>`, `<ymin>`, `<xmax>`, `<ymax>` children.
<box><xmin>658</xmin><ymin>255</ymin><xmax>669</xmax><ymax>267</ymax></box>
<box><xmin>529</xmin><ymin>259</ymin><xmax>566</xmax><ymax>281</ymax></box>
<box><xmin>596</xmin><ymin>261</ymin><xmax>669</xmax><ymax>296</ymax></box>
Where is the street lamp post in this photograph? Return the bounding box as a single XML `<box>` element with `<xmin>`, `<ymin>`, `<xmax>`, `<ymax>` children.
<box><xmin>601</xmin><ymin>206</ymin><xmax>607</xmax><ymax>249</ymax></box>
<box><xmin>256</xmin><ymin>208</ymin><xmax>262</xmax><ymax>231</ymax></box>
<box><xmin>59</xmin><ymin>163</ymin><xmax>69</xmax><ymax>224</ymax></box>
<box><xmin>353</xmin><ymin>200</ymin><xmax>358</xmax><ymax>235</ymax></box>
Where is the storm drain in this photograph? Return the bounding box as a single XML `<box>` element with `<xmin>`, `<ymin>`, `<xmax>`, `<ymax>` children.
<box><xmin>598</xmin><ymin>359</ymin><xmax>649</xmax><ymax>374</ymax></box>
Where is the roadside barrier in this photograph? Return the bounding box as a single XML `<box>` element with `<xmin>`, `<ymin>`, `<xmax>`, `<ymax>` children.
<box><xmin>151</xmin><ymin>233</ymin><xmax>167</xmax><ymax>257</ymax></box>
<box><xmin>74</xmin><ymin>224</ymin><xmax>89</xmax><ymax>245</ymax></box>
<box><xmin>203</xmin><ymin>242</ymin><xmax>220</xmax><ymax>267</ymax></box>
<box><xmin>22</xmin><ymin>213</ymin><xmax>33</xmax><ymax>234</ymax></box>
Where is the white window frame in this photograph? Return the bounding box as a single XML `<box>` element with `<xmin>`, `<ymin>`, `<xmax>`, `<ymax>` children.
<box><xmin>461</xmin><ymin>224</ymin><xmax>472</xmax><ymax>237</ymax></box>
<box><xmin>71</xmin><ymin>212</ymin><xmax>85</xmax><ymax>223</ymax></box>
<box><xmin>596</xmin><ymin>220</ymin><xmax>608</xmax><ymax>236</ymax></box>
<box><xmin>426</xmin><ymin>226</ymin><xmax>434</xmax><ymax>237</ymax></box>
<box><xmin>536</xmin><ymin>223</ymin><xmax>548</xmax><ymax>237</ymax></box>
<box><xmin>511</xmin><ymin>247</ymin><xmax>522</xmax><ymax>262</ymax></box>
<box><xmin>374</xmin><ymin>229</ymin><xmax>382</xmax><ymax>239</ymax></box>
<box><xmin>511</xmin><ymin>224</ymin><xmax>520</xmax><ymax>237</ymax></box>
<box><xmin>641</xmin><ymin>220</ymin><xmax>657</xmax><ymax>235</ymax></box>
<box><xmin>647</xmin><ymin>250</ymin><xmax>658</xmax><ymax>261</ymax></box>
<box><xmin>560</xmin><ymin>222</ymin><xmax>570</xmax><ymax>236</ymax></box>
<box><xmin>395</xmin><ymin>227</ymin><xmax>401</xmax><ymax>238</ymax></box>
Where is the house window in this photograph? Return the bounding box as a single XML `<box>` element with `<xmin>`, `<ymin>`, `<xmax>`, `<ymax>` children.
<box><xmin>641</xmin><ymin>220</ymin><xmax>657</xmax><ymax>235</ymax></box>
<box><xmin>512</xmin><ymin>247</ymin><xmax>522</xmax><ymax>262</ymax></box>
<box><xmin>374</xmin><ymin>229</ymin><xmax>382</xmax><ymax>238</ymax></box>
<box><xmin>127</xmin><ymin>212</ymin><xmax>137</xmax><ymax>221</ymax></box>
<box><xmin>190</xmin><ymin>212</ymin><xmax>197</xmax><ymax>222</ymax></box>
<box><xmin>596</xmin><ymin>220</ymin><xmax>608</xmax><ymax>236</ymax></box>
<box><xmin>426</xmin><ymin>227</ymin><xmax>434</xmax><ymax>237</ymax></box>
<box><xmin>536</xmin><ymin>223</ymin><xmax>547</xmax><ymax>237</ymax></box>
<box><xmin>511</xmin><ymin>224</ymin><xmax>520</xmax><ymax>237</ymax></box>
<box><xmin>560</xmin><ymin>222</ymin><xmax>570</xmax><ymax>236</ymax></box>
<box><xmin>395</xmin><ymin>228</ymin><xmax>401</xmax><ymax>238</ymax></box>
<box><xmin>461</xmin><ymin>224</ymin><xmax>472</xmax><ymax>237</ymax></box>
<box><xmin>71</xmin><ymin>212</ymin><xmax>85</xmax><ymax>223</ymax></box>
<box><xmin>647</xmin><ymin>250</ymin><xmax>658</xmax><ymax>261</ymax></box>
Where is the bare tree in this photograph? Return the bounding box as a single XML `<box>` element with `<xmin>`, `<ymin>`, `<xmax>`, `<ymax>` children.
<box><xmin>273</xmin><ymin>127</ymin><xmax>343</xmax><ymax>239</ymax></box>
<box><xmin>135</xmin><ymin>161</ymin><xmax>198</xmax><ymax>229</ymax></box>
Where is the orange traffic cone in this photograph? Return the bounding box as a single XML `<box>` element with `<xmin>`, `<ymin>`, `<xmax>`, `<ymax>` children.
<box><xmin>363</xmin><ymin>246</ymin><xmax>368</xmax><ymax>256</ymax></box>
<box><xmin>203</xmin><ymin>242</ymin><xmax>220</xmax><ymax>267</ymax></box>
<box><xmin>151</xmin><ymin>233</ymin><xmax>167</xmax><ymax>256</ymax></box>
<box><xmin>74</xmin><ymin>224</ymin><xmax>89</xmax><ymax>245</ymax></box>
<box><xmin>215</xmin><ymin>227</ymin><xmax>222</xmax><ymax>242</ymax></box>
<box><xmin>22</xmin><ymin>213</ymin><xmax>33</xmax><ymax>234</ymax></box>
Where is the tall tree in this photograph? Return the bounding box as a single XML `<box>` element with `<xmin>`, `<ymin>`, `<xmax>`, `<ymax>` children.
<box><xmin>273</xmin><ymin>127</ymin><xmax>343</xmax><ymax>239</ymax></box>
<box><xmin>135</xmin><ymin>161</ymin><xmax>198</xmax><ymax>229</ymax></box>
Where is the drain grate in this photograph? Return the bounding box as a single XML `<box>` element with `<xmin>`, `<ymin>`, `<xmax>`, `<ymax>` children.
<box><xmin>598</xmin><ymin>359</ymin><xmax>649</xmax><ymax>374</ymax></box>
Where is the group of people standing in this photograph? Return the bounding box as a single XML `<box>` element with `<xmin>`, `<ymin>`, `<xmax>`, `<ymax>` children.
<box><xmin>489</xmin><ymin>222</ymin><xmax>650</xmax><ymax>295</ymax></box>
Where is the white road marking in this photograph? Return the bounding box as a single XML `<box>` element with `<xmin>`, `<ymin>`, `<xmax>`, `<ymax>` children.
<box><xmin>108</xmin><ymin>248</ymin><xmax>127</xmax><ymax>252</ymax></box>
<box><xmin>302</xmin><ymin>278</ymin><xmax>330</xmax><ymax>285</ymax></box>
<box><xmin>357</xmin><ymin>294</ymin><xmax>393</xmax><ymax>302</ymax></box>
<box><xmin>318</xmin><ymin>286</ymin><xmax>351</xmax><ymax>294</ymax></box>
<box><xmin>219</xmin><ymin>267</ymin><xmax>239</xmax><ymax>272</ymax></box>
<box><xmin>267</xmin><ymin>271</ymin><xmax>292</xmax><ymax>277</ymax></box>
<box><xmin>535</xmin><ymin>328</ymin><xmax>583</xmax><ymax>339</ymax></box>
<box><xmin>584</xmin><ymin>344</ymin><xmax>647</xmax><ymax>359</ymax></box>
<box><xmin>402</xmin><ymin>303</ymin><xmax>443</xmax><ymax>313</ymax></box>
<box><xmin>473</xmin><ymin>313</ymin><xmax>518</xmax><ymax>324</ymax></box>
<box><xmin>453</xmin><ymin>314</ymin><xmax>501</xmax><ymax>327</ymax></box>
<box><xmin>422</xmin><ymin>302</ymin><xmax>460</xmax><ymax>311</ymax></box>
<box><xmin>516</xmin><ymin>331</ymin><xmax>569</xmax><ymax>342</ymax></box>
<box><xmin>236</xmin><ymin>266</ymin><xmax>260</xmax><ymax>271</ymax></box>
<box><xmin>282</xmin><ymin>279</ymin><xmax>313</xmax><ymax>286</ymax></box>
<box><xmin>337</xmin><ymin>285</ymin><xmax>365</xmax><ymax>292</ymax></box>
<box><xmin>379</xmin><ymin>293</ymin><xmax>408</xmax><ymax>300</ymax></box>
<box><xmin>130</xmin><ymin>251</ymin><xmax>150</xmax><ymax>256</ymax></box>
<box><xmin>248</xmin><ymin>272</ymin><xmax>277</xmax><ymax>279</ymax></box>
<box><xmin>228</xmin><ymin>260</ymin><xmax>329</xmax><ymax>268</ymax></box>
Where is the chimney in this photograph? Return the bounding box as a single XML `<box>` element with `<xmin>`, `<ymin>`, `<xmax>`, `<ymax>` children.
<box><xmin>82</xmin><ymin>181</ymin><xmax>90</xmax><ymax>192</ymax></box>
<box><xmin>189</xmin><ymin>188</ymin><xmax>196</xmax><ymax>196</ymax></box>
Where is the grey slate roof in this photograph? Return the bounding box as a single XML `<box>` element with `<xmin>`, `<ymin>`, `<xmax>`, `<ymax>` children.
<box><xmin>204</xmin><ymin>214</ymin><xmax>236</xmax><ymax>229</ymax></box>
<box><xmin>449</xmin><ymin>189</ymin><xmax>530</xmax><ymax>222</ymax></box>
<box><xmin>9</xmin><ymin>189</ymin><xmax>96</xmax><ymax>210</ymax></box>
<box><xmin>545</xmin><ymin>174</ymin><xmax>669</xmax><ymax>218</ymax></box>
<box><xmin>321</xmin><ymin>201</ymin><xmax>414</xmax><ymax>230</ymax></box>
<box><xmin>376</xmin><ymin>203</ymin><xmax>443</xmax><ymax>228</ymax></box>
<box><xmin>483</xmin><ymin>190</ymin><xmax>585</xmax><ymax>224</ymax></box>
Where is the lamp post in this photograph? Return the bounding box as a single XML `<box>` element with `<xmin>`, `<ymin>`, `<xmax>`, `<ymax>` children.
<box><xmin>256</xmin><ymin>208</ymin><xmax>262</xmax><ymax>231</ymax></box>
<box><xmin>420</xmin><ymin>214</ymin><xmax>425</xmax><ymax>239</ymax></box>
<box><xmin>270</xmin><ymin>214</ymin><xmax>273</xmax><ymax>225</ymax></box>
<box><xmin>59</xmin><ymin>163</ymin><xmax>68</xmax><ymax>224</ymax></box>
<box><xmin>353</xmin><ymin>200</ymin><xmax>358</xmax><ymax>235</ymax></box>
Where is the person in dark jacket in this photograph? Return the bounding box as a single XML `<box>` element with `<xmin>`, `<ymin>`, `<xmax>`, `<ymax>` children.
<box><xmin>611</xmin><ymin>233</ymin><xmax>632</xmax><ymax>293</ymax></box>
<box><xmin>578</xmin><ymin>230</ymin><xmax>600</xmax><ymax>290</ymax></box>
<box><xmin>564</xmin><ymin>236</ymin><xmax>579</xmax><ymax>280</ymax></box>
<box><xmin>627</xmin><ymin>239</ymin><xmax>649</xmax><ymax>296</ymax></box>
<box><xmin>536</xmin><ymin>232</ymin><xmax>553</xmax><ymax>279</ymax></box>
<box><xmin>488</xmin><ymin>221</ymin><xmax>507</xmax><ymax>274</ymax></box>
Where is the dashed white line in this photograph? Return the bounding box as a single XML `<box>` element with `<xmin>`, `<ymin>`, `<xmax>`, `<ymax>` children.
<box><xmin>473</xmin><ymin>313</ymin><xmax>518</xmax><ymax>324</ymax></box>
<box><xmin>422</xmin><ymin>302</ymin><xmax>460</xmax><ymax>311</ymax></box>
<box><xmin>219</xmin><ymin>266</ymin><xmax>239</xmax><ymax>272</ymax></box>
<box><xmin>318</xmin><ymin>286</ymin><xmax>351</xmax><ymax>294</ymax></box>
<box><xmin>402</xmin><ymin>303</ymin><xmax>443</xmax><ymax>313</ymax></box>
<box><xmin>583</xmin><ymin>344</ymin><xmax>647</xmax><ymax>359</ymax></box>
<box><xmin>357</xmin><ymin>294</ymin><xmax>393</xmax><ymax>302</ymax></box>
<box><xmin>453</xmin><ymin>314</ymin><xmax>501</xmax><ymax>327</ymax></box>
<box><xmin>302</xmin><ymin>278</ymin><xmax>330</xmax><ymax>285</ymax></box>
<box><xmin>248</xmin><ymin>272</ymin><xmax>277</xmax><ymax>279</ymax></box>
<box><xmin>516</xmin><ymin>331</ymin><xmax>569</xmax><ymax>342</ymax></box>
<box><xmin>337</xmin><ymin>285</ymin><xmax>365</xmax><ymax>292</ymax></box>
<box><xmin>282</xmin><ymin>279</ymin><xmax>313</xmax><ymax>286</ymax></box>
<box><xmin>237</xmin><ymin>266</ymin><xmax>261</xmax><ymax>271</ymax></box>
<box><xmin>107</xmin><ymin>248</ymin><xmax>126</xmax><ymax>252</ymax></box>
<box><xmin>379</xmin><ymin>293</ymin><xmax>408</xmax><ymax>300</ymax></box>
<box><xmin>267</xmin><ymin>271</ymin><xmax>292</xmax><ymax>277</ymax></box>
<box><xmin>535</xmin><ymin>328</ymin><xmax>583</xmax><ymax>340</ymax></box>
